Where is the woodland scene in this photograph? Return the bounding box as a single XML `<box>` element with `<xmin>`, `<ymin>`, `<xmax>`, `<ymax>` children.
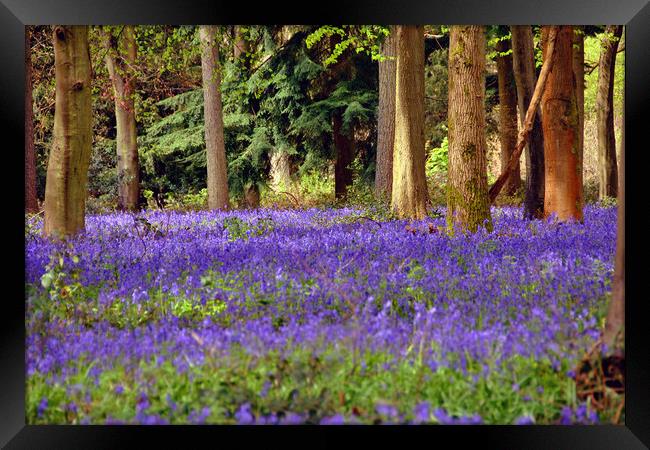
<box><xmin>25</xmin><ymin>25</ymin><xmax>625</xmax><ymax>425</ymax></box>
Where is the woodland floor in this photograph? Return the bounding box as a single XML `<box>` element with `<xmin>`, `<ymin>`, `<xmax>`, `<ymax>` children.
<box><xmin>24</xmin><ymin>205</ymin><xmax>623</xmax><ymax>424</ymax></box>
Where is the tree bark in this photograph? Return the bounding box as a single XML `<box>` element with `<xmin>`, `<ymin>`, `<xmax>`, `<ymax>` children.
<box><xmin>447</xmin><ymin>25</ymin><xmax>491</xmax><ymax>232</ymax></box>
<box><xmin>333</xmin><ymin>111</ymin><xmax>354</xmax><ymax>199</ymax></box>
<box><xmin>270</xmin><ymin>150</ymin><xmax>291</xmax><ymax>188</ymax></box>
<box><xmin>269</xmin><ymin>26</ymin><xmax>293</xmax><ymax>190</ymax></box>
<box><xmin>489</xmin><ymin>27</ymin><xmax>557</xmax><ymax>205</ymax></box>
<box><xmin>43</xmin><ymin>26</ymin><xmax>92</xmax><ymax>238</ymax></box>
<box><xmin>573</xmin><ymin>27</ymin><xmax>585</xmax><ymax>194</ymax></box>
<box><xmin>597</xmin><ymin>25</ymin><xmax>623</xmax><ymax>200</ymax></box>
<box><xmin>541</xmin><ymin>25</ymin><xmax>583</xmax><ymax>222</ymax></box>
<box><xmin>603</xmin><ymin>78</ymin><xmax>624</xmax><ymax>355</ymax></box>
<box><xmin>495</xmin><ymin>33</ymin><xmax>520</xmax><ymax>196</ymax></box>
<box><xmin>375</xmin><ymin>26</ymin><xmax>396</xmax><ymax>201</ymax></box>
<box><xmin>324</xmin><ymin>34</ymin><xmax>356</xmax><ymax>201</ymax></box>
<box><xmin>25</xmin><ymin>27</ymin><xmax>39</xmax><ymax>213</ymax></box>
<box><xmin>511</xmin><ymin>25</ymin><xmax>545</xmax><ymax>219</ymax></box>
<box><xmin>243</xmin><ymin>183</ymin><xmax>260</xmax><ymax>208</ymax></box>
<box><xmin>391</xmin><ymin>25</ymin><xmax>427</xmax><ymax>220</ymax></box>
<box><xmin>232</xmin><ymin>25</ymin><xmax>261</xmax><ymax>207</ymax></box>
<box><xmin>104</xmin><ymin>25</ymin><xmax>139</xmax><ymax>211</ymax></box>
<box><xmin>233</xmin><ymin>25</ymin><xmax>247</xmax><ymax>60</ymax></box>
<box><xmin>200</xmin><ymin>25</ymin><xmax>230</xmax><ymax>210</ymax></box>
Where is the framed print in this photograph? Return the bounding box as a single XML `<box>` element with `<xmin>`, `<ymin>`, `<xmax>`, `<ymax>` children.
<box><xmin>3</xmin><ymin>0</ymin><xmax>649</xmax><ymax>448</ymax></box>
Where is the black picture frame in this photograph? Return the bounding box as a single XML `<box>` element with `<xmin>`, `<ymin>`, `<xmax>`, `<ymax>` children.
<box><xmin>2</xmin><ymin>0</ymin><xmax>649</xmax><ymax>448</ymax></box>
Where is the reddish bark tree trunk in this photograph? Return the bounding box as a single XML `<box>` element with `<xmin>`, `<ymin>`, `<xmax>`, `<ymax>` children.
<box><xmin>489</xmin><ymin>27</ymin><xmax>558</xmax><ymax>205</ymax></box>
<box><xmin>541</xmin><ymin>25</ymin><xmax>583</xmax><ymax>222</ymax></box>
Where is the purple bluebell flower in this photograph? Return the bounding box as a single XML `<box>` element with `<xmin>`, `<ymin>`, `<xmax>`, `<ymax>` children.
<box><xmin>279</xmin><ymin>412</ymin><xmax>304</xmax><ymax>425</ymax></box>
<box><xmin>37</xmin><ymin>397</ymin><xmax>48</xmax><ymax>418</ymax></box>
<box><xmin>514</xmin><ymin>415</ymin><xmax>535</xmax><ymax>425</ymax></box>
<box><xmin>189</xmin><ymin>406</ymin><xmax>211</xmax><ymax>424</ymax></box>
<box><xmin>166</xmin><ymin>393</ymin><xmax>177</xmax><ymax>412</ymax></box>
<box><xmin>24</xmin><ymin>206</ymin><xmax>618</xmax><ymax>424</ymax></box>
<box><xmin>136</xmin><ymin>392</ymin><xmax>150</xmax><ymax>413</ymax></box>
<box><xmin>433</xmin><ymin>408</ymin><xmax>451</xmax><ymax>424</ymax></box>
<box><xmin>235</xmin><ymin>403</ymin><xmax>255</xmax><ymax>425</ymax></box>
<box><xmin>560</xmin><ymin>406</ymin><xmax>573</xmax><ymax>425</ymax></box>
<box><xmin>376</xmin><ymin>403</ymin><xmax>399</xmax><ymax>419</ymax></box>
<box><xmin>320</xmin><ymin>414</ymin><xmax>345</xmax><ymax>425</ymax></box>
<box><xmin>413</xmin><ymin>402</ymin><xmax>430</xmax><ymax>423</ymax></box>
<box><xmin>259</xmin><ymin>381</ymin><xmax>271</xmax><ymax>398</ymax></box>
<box><xmin>66</xmin><ymin>402</ymin><xmax>78</xmax><ymax>414</ymax></box>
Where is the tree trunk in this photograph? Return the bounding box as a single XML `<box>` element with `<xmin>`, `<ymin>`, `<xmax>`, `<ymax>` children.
<box><xmin>233</xmin><ymin>25</ymin><xmax>247</xmax><ymax>60</ymax></box>
<box><xmin>333</xmin><ymin>111</ymin><xmax>354</xmax><ymax>199</ymax></box>
<box><xmin>25</xmin><ymin>27</ymin><xmax>39</xmax><ymax>213</ymax></box>
<box><xmin>489</xmin><ymin>27</ymin><xmax>557</xmax><ymax>205</ymax></box>
<box><xmin>270</xmin><ymin>150</ymin><xmax>291</xmax><ymax>188</ymax></box>
<box><xmin>43</xmin><ymin>26</ymin><xmax>92</xmax><ymax>238</ymax></box>
<box><xmin>375</xmin><ymin>26</ymin><xmax>396</xmax><ymax>201</ymax></box>
<box><xmin>496</xmin><ymin>33</ymin><xmax>520</xmax><ymax>196</ymax></box>
<box><xmin>597</xmin><ymin>25</ymin><xmax>623</xmax><ymax>200</ymax></box>
<box><xmin>269</xmin><ymin>26</ymin><xmax>293</xmax><ymax>190</ymax></box>
<box><xmin>573</xmin><ymin>27</ymin><xmax>585</xmax><ymax>194</ymax></box>
<box><xmin>324</xmin><ymin>34</ymin><xmax>356</xmax><ymax>201</ymax></box>
<box><xmin>391</xmin><ymin>25</ymin><xmax>427</xmax><ymax>220</ymax></box>
<box><xmin>200</xmin><ymin>25</ymin><xmax>230</xmax><ymax>210</ymax></box>
<box><xmin>104</xmin><ymin>25</ymin><xmax>139</xmax><ymax>211</ymax></box>
<box><xmin>603</xmin><ymin>79</ymin><xmax>624</xmax><ymax>355</ymax></box>
<box><xmin>232</xmin><ymin>25</ymin><xmax>260</xmax><ymax>208</ymax></box>
<box><xmin>511</xmin><ymin>25</ymin><xmax>545</xmax><ymax>219</ymax></box>
<box><xmin>447</xmin><ymin>25</ymin><xmax>492</xmax><ymax>232</ymax></box>
<box><xmin>244</xmin><ymin>183</ymin><xmax>260</xmax><ymax>208</ymax></box>
<box><xmin>541</xmin><ymin>25</ymin><xmax>583</xmax><ymax>222</ymax></box>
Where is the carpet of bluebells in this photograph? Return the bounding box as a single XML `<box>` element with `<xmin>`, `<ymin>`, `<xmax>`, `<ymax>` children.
<box><xmin>25</xmin><ymin>205</ymin><xmax>617</xmax><ymax>425</ymax></box>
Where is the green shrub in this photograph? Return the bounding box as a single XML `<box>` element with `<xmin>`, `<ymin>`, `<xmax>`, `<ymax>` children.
<box><xmin>425</xmin><ymin>136</ymin><xmax>449</xmax><ymax>206</ymax></box>
<box><xmin>222</xmin><ymin>216</ymin><xmax>275</xmax><ymax>241</ymax></box>
<box><xmin>426</xmin><ymin>136</ymin><xmax>449</xmax><ymax>177</ymax></box>
<box><xmin>598</xmin><ymin>196</ymin><xmax>617</xmax><ymax>208</ymax></box>
<box><xmin>583</xmin><ymin>178</ymin><xmax>600</xmax><ymax>204</ymax></box>
<box><xmin>86</xmin><ymin>195</ymin><xmax>117</xmax><ymax>214</ymax></box>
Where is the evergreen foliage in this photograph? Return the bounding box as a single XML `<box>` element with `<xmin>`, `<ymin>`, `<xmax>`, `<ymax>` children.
<box><xmin>138</xmin><ymin>26</ymin><xmax>379</xmax><ymax>200</ymax></box>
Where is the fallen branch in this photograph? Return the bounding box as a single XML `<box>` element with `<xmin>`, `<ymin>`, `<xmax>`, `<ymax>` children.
<box><xmin>26</xmin><ymin>209</ymin><xmax>45</xmax><ymax>223</ymax></box>
<box><xmin>612</xmin><ymin>396</ymin><xmax>625</xmax><ymax>424</ymax></box>
<box><xmin>267</xmin><ymin>186</ymin><xmax>300</xmax><ymax>208</ymax></box>
<box><xmin>353</xmin><ymin>215</ymin><xmax>382</xmax><ymax>227</ymax></box>
<box><xmin>489</xmin><ymin>26</ymin><xmax>559</xmax><ymax>204</ymax></box>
